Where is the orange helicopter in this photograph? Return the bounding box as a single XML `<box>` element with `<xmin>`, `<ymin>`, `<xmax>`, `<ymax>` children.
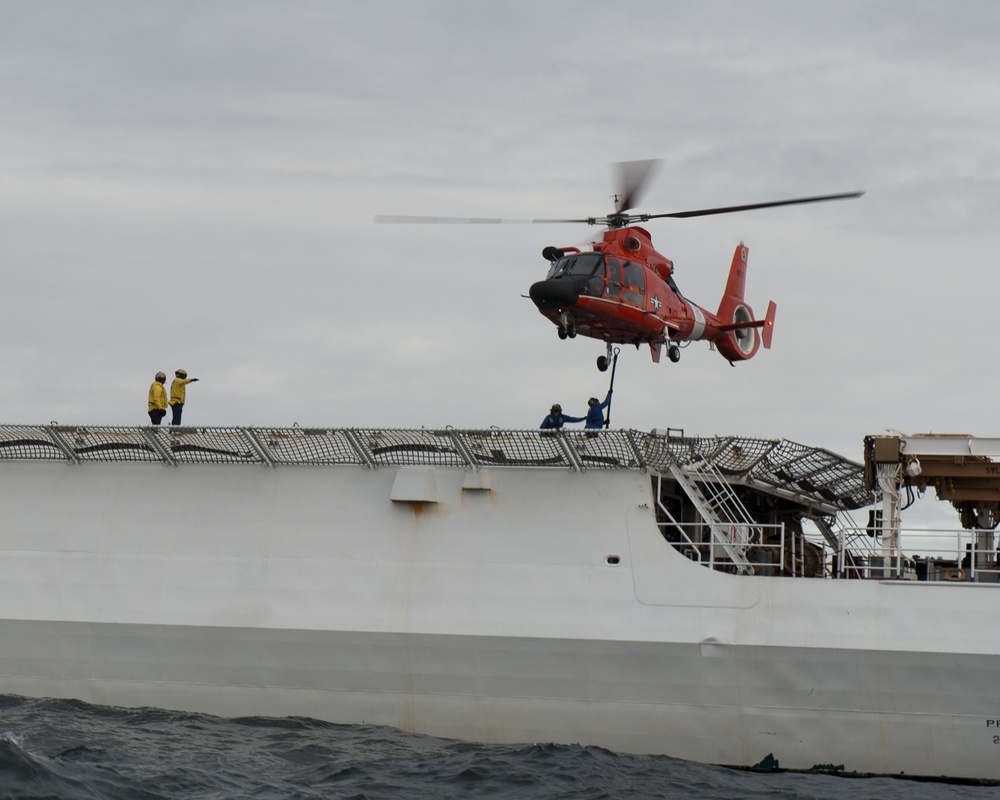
<box><xmin>377</xmin><ymin>161</ymin><xmax>862</xmax><ymax>371</ymax></box>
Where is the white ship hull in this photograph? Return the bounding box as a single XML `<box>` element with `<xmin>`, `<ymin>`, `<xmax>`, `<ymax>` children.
<box><xmin>0</xmin><ymin>428</ymin><xmax>997</xmax><ymax>782</ymax></box>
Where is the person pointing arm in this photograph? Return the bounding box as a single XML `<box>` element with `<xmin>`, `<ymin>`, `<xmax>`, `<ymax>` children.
<box><xmin>169</xmin><ymin>369</ymin><xmax>200</xmax><ymax>426</ymax></box>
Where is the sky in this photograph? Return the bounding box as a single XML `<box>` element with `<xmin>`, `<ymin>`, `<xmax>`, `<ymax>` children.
<box><xmin>2</xmin><ymin>1</ymin><xmax>999</xmax><ymax>527</ymax></box>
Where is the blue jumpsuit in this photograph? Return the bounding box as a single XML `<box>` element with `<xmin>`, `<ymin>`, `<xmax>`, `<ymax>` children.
<box><xmin>584</xmin><ymin>391</ymin><xmax>613</xmax><ymax>429</ymax></box>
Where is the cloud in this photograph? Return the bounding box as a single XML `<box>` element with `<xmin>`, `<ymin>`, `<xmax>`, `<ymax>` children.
<box><xmin>2</xmin><ymin>1</ymin><xmax>1000</xmax><ymax>532</ymax></box>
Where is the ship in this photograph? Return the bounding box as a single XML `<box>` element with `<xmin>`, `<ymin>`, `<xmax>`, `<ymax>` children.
<box><xmin>0</xmin><ymin>423</ymin><xmax>997</xmax><ymax>782</ymax></box>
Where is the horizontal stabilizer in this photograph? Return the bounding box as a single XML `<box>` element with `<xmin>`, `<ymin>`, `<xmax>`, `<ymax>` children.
<box><xmin>762</xmin><ymin>301</ymin><xmax>776</xmax><ymax>349</ymax></box>
<box><xmin>717</xmin><ymin>319</ymin><xmax>768</xmax><ymax>334</ymax></box>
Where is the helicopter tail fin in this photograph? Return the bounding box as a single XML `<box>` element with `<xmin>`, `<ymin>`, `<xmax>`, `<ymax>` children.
<box><xmin>722</xmin><ymin>242</ymin><xmax>749</xmax><ymax>302</ymax></box>
<box><xmin>713</xmin><ymin>243</ymin><xmax>773</xmax><ymax>362</ymax></box>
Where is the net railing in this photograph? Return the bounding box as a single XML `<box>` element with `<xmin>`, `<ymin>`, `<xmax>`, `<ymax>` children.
<box><xmin>0</xmin><ymin>425</ymin><xmax>869</xmax><ymax>510</ymax></box>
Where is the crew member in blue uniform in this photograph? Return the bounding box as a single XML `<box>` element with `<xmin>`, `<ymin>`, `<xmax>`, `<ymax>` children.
<box><xmin>539</xmin><ymin>403</ymin><xmax>583</xmax><ymax>434</ymax></box>
<box><xmin>584</xmin><ymin>390</ymin><xmax>613</xmax><ymax>434</ymax></box>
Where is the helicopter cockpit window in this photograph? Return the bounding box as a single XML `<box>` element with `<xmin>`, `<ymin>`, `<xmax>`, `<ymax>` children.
<box><xmin>605</xmin><ymin>257</ymin><xmax>621</xmax><ymax>300</ymax></box>
<box><xmin>546</xmin><ymin>253</ymin><xmax>605</xmax><ymax>280</ymax></box>
<box><xmin>622</xmin><ymin>261</ymin><xmax>644</xmax><ymax>305</ymax></box>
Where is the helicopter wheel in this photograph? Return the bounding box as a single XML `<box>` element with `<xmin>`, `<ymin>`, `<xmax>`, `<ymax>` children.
<box><xmin>668</xmin><ymin>346</ymin><xmax>680</xmax><ymax>363</ymax></box>
<box><xmin>567</xmin><ymin>323</ymin><xmax>577</xmax><ymax>338</ymax></box>
<box><xmin>597</xmin><ymin>355</ymin><xmax>609</xmax><ymax>372</ymax></box>
<box><xmin>557</xmin><ymin>325</ymin><xmax>568</xmax><ymax>340</ymax></box>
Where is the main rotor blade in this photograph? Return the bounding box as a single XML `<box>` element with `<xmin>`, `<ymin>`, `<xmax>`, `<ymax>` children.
<box><xmin>615</xmin><ymin>159</ymin><xmax>661</xmax><ymax>213</ymax></box>
<box><xmin>374</xmin><ymin>214</ymin><xmax>592</xmax><ymax>224</ymax></box>
<box><xmin>641</xmin><ymin>191</ymin><xmax>864</xmax><ymax>220</ymax></box>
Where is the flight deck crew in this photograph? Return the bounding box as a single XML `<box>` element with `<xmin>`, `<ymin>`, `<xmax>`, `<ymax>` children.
<box><xmin>584</xmin><ymin>390</ymin><xmax>613</xmax><ymax>433</ymax></box>
<box><xmin>147</xmin><ymin>372</ymin><xmax>168</xmax><ymax>425</ymax></box>
<box><xmin>169</xmin><ymin>369</ymin><xmax>200</xmax><ymax>425</ymax></box>
<box><xmin>539</xmin><ymin>403</ymin><xmax>583</xmax><ymax>434</ymax></box>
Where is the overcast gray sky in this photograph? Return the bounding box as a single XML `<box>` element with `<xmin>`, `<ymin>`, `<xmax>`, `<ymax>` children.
<box><xmin>2</xmin><ymin>0</ymin><xmax>998</xmax><ymax>505</ymax></box>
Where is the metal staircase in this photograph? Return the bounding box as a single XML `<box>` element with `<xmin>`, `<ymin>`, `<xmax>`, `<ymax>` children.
<box><xmin>668</xmin><ymin>460</ymin><xmax>757</xmax><ymax>574</ymax></box>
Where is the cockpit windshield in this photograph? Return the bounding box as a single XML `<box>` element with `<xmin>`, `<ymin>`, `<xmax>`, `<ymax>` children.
<box><xmin>546</xmin><ymin>252</ymin><xmax>605</xmax><ymax>280</ymax></box>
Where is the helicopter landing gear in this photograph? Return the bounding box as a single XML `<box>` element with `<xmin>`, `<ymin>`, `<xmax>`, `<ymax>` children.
<box><xmin>597</xmin><ymin>342</ymin><xmax>615</xmax><ymax>372</ymax></box>
<box><xmin>668</xmin><ymin>345</ymin><xmax>680</xmax><ymax>363</ymax></box>
<box><xmin>558</xmin><ymin>313</ymin><xmax>576</xmax><ymax>339</ymax></box>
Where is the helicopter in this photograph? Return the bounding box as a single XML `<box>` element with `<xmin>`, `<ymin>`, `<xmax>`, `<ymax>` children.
<box><xmin>376</xmin><ymin>160</ymin><xmax>862</xmax><ymax>371</ymax></box>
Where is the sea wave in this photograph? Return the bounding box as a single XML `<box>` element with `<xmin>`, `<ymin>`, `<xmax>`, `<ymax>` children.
<box><xmin>0</xmin><ymin>695</ymin><xmax>994</xmax><ymax>800</ymax></box>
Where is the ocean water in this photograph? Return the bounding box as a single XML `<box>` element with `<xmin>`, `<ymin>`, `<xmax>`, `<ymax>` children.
<box><xmin>0</xmin><ymin>695</ymin><xmax>994</xmax><ymax>800</ymax></box>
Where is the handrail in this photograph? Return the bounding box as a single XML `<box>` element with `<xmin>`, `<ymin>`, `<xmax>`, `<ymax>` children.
<box><xmin>836</xmin><ymin>526</ymin><xmax>1000</xmax><ymax>581</ymax></box>
<box><xmin>658</xmin><ymin>514</ymin><xmax>1000</xmax><ymax>583</ymax></box>
<box><xmin>654</xmin><ymin>514</ymin><xmax>787</xmax><ymax>574</ymax></box>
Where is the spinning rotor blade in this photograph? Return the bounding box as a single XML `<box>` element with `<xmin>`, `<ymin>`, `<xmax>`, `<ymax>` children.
<box><xmin>374</xmin><ymin>214</ymin><xmax>591</xmax><ymax>225</ymax></box>
<box><xmin>641</xmin><ymin>191</ymin><xmax>865</xmax><ymax>221</ymax></box>
<box><xmin>615</xmin><ymin>159</ymin><xmax>661</xmax><ymax>213</ymax></box>
<box><xmin>376</xmin><ymin>176</ymin><xmax>863</xmax><ymax>230</ymax></box>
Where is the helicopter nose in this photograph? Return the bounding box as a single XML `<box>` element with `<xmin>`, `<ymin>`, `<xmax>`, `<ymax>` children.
<box><xmin>529</xmin><ymin>278</ymin><xmax>582</xmax><ymax>309</ymax></box>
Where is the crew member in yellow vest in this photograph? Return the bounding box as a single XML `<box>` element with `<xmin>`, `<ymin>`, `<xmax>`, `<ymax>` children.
<box><xmin>169</xmin><ymin>369</ymin><xmax>200</xmax><ymax>426</ymax></box>
<box><xmin>147</xmin><ymin>372</ymin><xmax>168</xmax><ymax>425</ymax></box>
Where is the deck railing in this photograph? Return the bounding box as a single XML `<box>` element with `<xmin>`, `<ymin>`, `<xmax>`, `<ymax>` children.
<box><xmin>835</xmin><ymin>526</ymin><xmax>1000</xmax><ymax>582</ymax></box>
<box><xmin>0</xmin><ymin>425</ymin><xmax>649</xmax><ymax>469</ymax></box>
<box><xmin>0</xmin><ymin>424</ymin><xmax>871</xmax><ymax>512</ymax></box>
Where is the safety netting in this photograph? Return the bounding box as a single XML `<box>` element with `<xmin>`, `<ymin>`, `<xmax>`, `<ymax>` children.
<box><xmin>0</xmin><ymin>425</ymin><xmax>869</xmax><ymax>510</ymax></box>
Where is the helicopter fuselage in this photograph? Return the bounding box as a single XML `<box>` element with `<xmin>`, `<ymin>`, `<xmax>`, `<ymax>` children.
<box><xmin>376</xmin><ymin>162</ymin><xmax>858</xmax><ymax>369</ymax></box>
<box><xmin>529</xmin><ymin>227</ymin><xmax>772</xmax><ymax>365</ymax></box>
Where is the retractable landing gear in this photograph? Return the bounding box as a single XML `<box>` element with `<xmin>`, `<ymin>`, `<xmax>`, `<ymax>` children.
<box><xmin>668</xmin><ymin>345</ymin><xmax>680</xmax><ymax>363</ymax></box>
<box><xmin>597</xmin><ymin>342</ymin><xmax>616</xmax><ymax>372</ymax></box>
<box><xmin>558</xmin><ymin>313</ymin><xmax>576</xmax><ymax>340</ymax></box>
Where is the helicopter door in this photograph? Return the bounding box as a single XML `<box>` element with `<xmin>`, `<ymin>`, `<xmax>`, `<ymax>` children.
<box><xmin>622</xmin><ymin>261</ymin><xmax>645</xmax><ymax>306</ymax></box>
<box><xmin>604</xmin><ymin>257</ymin><xmax>622</xmax><ymax>300</ymax></box>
